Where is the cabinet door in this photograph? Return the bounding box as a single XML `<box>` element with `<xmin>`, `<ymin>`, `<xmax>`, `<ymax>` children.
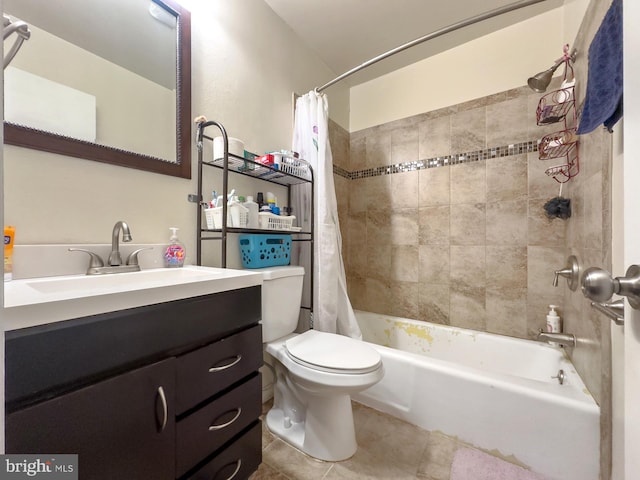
<box><xmin>6</xmin><ymin>359</ymin><xmax>176</xmax><ymax>480</ymax></box>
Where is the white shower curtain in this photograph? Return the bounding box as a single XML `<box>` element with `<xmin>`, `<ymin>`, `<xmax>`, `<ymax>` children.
<box><xmin>292</xmin><ymin>90</ymin><xmax>361</xmax><ymax>339</ymax></box>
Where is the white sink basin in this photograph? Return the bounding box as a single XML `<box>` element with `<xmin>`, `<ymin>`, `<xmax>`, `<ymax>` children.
<box><xmin>4</xmin><ymin>266</ymin><xmax>262</xmax><ymax>331</ymax></box>
<box><xmin>25</xmin><ymin>267</ymin><xmax>223</xmax><ymax>294</ymax></box>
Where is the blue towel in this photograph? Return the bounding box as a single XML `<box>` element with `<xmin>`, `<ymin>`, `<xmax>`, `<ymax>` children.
<box><xmin>576</xmin><ymin>0</ymin><xmax>623</xmax><ymax>134</ymax></box>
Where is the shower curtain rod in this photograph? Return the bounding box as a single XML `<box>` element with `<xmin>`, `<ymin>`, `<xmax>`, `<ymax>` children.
<box><xmin>315</xmin><ymin>0</ymin><xmax>549</xmax><ymax>93</ymax></box>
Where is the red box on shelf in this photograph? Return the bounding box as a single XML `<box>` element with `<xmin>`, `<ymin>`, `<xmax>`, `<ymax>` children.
<box><xmin>257</xmin><ymin>154</ymin><xmax>274</xmax><ymax>166</ymax></box>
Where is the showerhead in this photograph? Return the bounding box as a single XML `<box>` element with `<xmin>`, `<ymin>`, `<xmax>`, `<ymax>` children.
<box><xmin>527</xmin><ymin>48</ymin><xmax>577</xmax><ymax>93</ymax></box>
<box><xmin>527</xmin><ymin>60</ymin><xmax>563</xmax><ymax>93</ymax></box>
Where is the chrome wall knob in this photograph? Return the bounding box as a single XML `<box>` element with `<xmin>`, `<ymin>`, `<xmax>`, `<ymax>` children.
<box><xmin>581</xmin><ymin>267</ymin><xmax>615</xmax><ymax>302</ymax></box>
<box><xmin>617</xmin><ymin>265</ymin><xmax>640</xmax><ymax>310</ymax></box>
<box><xmin>581</xmin><ymin>265</ymin><xmax>640</xmax><ymax>310</ymax></box>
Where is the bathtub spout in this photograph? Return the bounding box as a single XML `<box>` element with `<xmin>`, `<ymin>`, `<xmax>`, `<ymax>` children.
<box><xmin>537</xmin><ymin>329</ymin><xmax>576</xmax><ymax>348</ymax></box>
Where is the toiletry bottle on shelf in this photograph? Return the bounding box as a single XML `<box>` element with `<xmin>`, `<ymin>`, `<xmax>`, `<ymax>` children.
<box><xmin>164</xmin><ymin>227</ymin><xmax>185</xmax><ymax>268</ymax></box>
<box><xmin>266</xmin><ymin>191</ymin><xmax>276</xmax><ymax>205</ymax></box>
<box><xmin>243</xmin><ymin>196</ymin><xmax>259</xmax><ymax>229</ymax></box>
<box><xmin>227</xmin><ymin>196</ymin><xmax>248</xmax><ymax>227</ymax></box>
<box><xmin>4</xmin><ymin>226</ymin><xmax>15</xmax><ymax>282</ymax></box>
<box><xmin>267</xmin><ymin>193</ymin><xmax>277</xmax><ymax>213</ymax></box>
<box><xmin>546</xmin><ymin>305</ymin><xmax>561</xmax><ymax>333</ymax></box>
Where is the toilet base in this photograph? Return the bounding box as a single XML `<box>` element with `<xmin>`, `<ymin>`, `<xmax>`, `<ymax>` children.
<box><xmin>266</xmin><ymin>393</ymin><xmax>357</xmax><ymax>461</ymax></box>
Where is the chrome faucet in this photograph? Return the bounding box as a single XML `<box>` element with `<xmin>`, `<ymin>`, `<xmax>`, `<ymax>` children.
<box><xmin>108</xmin><ymin>220</ymin><xmax>132</xmax><ymax>266</ymax></box>
<box><xmin>69</xmin><ymin>221</ymin><xmax>150</xmax><ymax>275</ymax></box>
<box><xmin>537</xmin><ymin>329</ymin><xmax>576</xmax><ymax>348</ymax></box>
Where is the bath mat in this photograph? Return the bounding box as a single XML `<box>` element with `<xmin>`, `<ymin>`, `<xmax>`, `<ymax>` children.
<box><xmin>450</xmin><ymin>448</ymin><xmax>549</xmax><ymax>480</ymax></box>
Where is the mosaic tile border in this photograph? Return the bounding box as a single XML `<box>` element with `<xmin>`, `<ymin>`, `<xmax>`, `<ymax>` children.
<box><xmin>333</xmin><ymin>139</ymin><xmax>539</xmax><ymax>180</ymax></box>
<box><xmin>333</xmin><ymin>165</ymin><xmax>351</xmax><ymax>179</ymax></box>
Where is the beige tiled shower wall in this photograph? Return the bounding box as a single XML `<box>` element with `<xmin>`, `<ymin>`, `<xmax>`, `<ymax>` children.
<box><xmin>336</xmin><ymin>85</ymin><xmax>571</xmax><ymax>341</ymax></box>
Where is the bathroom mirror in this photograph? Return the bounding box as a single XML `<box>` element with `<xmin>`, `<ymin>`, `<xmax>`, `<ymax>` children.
<box><xmin>3</xmin><ymin>0</ymin><xmax>191</xmax><ymax>178</ymax></box>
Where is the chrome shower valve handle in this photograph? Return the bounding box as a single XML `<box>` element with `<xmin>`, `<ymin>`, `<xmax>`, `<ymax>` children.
<box><xmin>553</xmin><ymin>255</ymin><xmax>580</xmax><ymax>291</ymax></box>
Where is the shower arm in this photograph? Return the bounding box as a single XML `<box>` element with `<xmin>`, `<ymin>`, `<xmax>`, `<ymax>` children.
<box><xmin>3</xmin><ymin>14</ymin><xmax>31</xmax><ymax>69</ymax></box>
<box><xmin>315</xmin><ymin>0</ymin><xmax>549</xmax><ymax>93</ymax></box>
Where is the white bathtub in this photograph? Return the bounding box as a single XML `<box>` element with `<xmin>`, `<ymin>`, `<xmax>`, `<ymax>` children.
<box><xmin>352</xmin><ymin>311</ymin><xmax>600</xmax><ymax>480</ymax></box>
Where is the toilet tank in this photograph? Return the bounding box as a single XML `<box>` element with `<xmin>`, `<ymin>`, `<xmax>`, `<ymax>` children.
<box><xmin>257</xmin><ymin>266</ymin><xmax>305</xmax><ymax>343</ymax></box>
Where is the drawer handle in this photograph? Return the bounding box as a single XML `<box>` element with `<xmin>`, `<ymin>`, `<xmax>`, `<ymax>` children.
<box><xmin>156</xmin><ymin>386</ymin><xmax>168</xmax><ymax>432</ymax></box>
<box><xmin>209</xmin><ymin>408</ymin><xmax>242</xmax><ymax>431</ymax></box>
<box><xmin>209</xmin><ymin>354</ymin><xmax>242</xmax><ymax>373</ymax></box>
<box><xmin>221</xmin><ymin>459</ymin><xmax>242</xmax><ymax>480</ymax></box>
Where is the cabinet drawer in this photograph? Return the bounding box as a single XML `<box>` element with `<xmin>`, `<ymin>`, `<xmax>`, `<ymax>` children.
<box><xmin>176</xmin><ymin>324</ymin><xmax>262</xmax><ymax>413</ymax></box>
<box><xmin>185</xmin><ymin>421</ymin><xmax>261</xmax><ymax>480</ymax></box>
<box><xmin>176</xmin><ymin>374</ymin><xmax>261</xmax><ymax>477</ymax></box>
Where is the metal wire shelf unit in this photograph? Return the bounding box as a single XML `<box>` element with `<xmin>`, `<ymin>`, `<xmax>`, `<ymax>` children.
<box><xmin>191</xmin><ymin>119</ymin><xmax>314</xmax><ymax>315</ymax></box>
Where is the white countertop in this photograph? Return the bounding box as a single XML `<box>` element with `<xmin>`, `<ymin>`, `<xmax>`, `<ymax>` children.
<box><xmin>3</xmin><ymin>265</ymin><xmax>262</xmax><ymax>331</ymax></box>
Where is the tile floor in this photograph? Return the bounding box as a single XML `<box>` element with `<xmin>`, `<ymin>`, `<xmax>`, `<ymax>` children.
<box><xmin>249</xmin><ymin>400</ymin><xmax>520</xmax><ymax>480</ymax></box>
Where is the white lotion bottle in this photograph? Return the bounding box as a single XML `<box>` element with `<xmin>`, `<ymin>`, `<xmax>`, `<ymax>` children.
<box><xmin>546</xmin><ymin>305</ymin><xmax>562</xmax><ymax>333</ymax></box>
<box><xmin>243</xmin><ymin>196</ymin><xmax>260</xmax><ymax>229</ymax></box>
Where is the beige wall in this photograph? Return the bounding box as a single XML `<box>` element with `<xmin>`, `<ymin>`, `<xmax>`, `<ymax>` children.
<box><xmin>3</xmin><ymin>0</ymin><xmax>349</xmax><ymax>268</ymax></box>
<box><xmin>349</xmin><ymin>8</ymin><xmax>564</xmax><ymax>132</ymax></box>
<box><xmin>349</xmin><ymin>0</ymin><xmax>594</xmax><ymax>134</ymax></box>
<box><xmin>610</xmin><ymin>123</ymin><xmax>624</xmax><ymax>480</ymax></box>
<box><xmin>563</xmin><ymin>0</ymin><xmax>591</xmax><ymax>43</ymax></box>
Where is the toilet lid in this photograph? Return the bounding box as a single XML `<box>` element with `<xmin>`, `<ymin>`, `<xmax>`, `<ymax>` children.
<box><xmin>285</xmin><ymin>330</ymin><xmax>381</xmax><ymax>373</ymax></box>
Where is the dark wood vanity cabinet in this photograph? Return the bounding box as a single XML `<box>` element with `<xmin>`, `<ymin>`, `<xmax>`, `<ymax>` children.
<box><xmin>5</xmin><ymin>287</ymin><xmax>263</xmax><ymax>480</ymax></box>
<box><xmin>6</xmin><ymin>359</ymin><xmax>177</xmax><ymax>480</ymax></box>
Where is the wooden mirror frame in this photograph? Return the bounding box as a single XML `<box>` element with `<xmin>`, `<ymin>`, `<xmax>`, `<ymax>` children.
<box><xmin>3</xmin><ymin>0</ymin><xmax>192</xmax><ymax>179</ymax></box>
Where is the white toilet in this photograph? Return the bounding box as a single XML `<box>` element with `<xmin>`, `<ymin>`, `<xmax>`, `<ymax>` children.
<box><xmin>258</xmin><ymin>265</ymin><xmax>384</xmax><ymax>461</ymax></box>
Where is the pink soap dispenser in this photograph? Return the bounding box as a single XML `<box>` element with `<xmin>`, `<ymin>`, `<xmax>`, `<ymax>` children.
<box><xmin>164</xmin><ymin>227</ymin><xmax>185</xmax><ymax>268</ymax></box>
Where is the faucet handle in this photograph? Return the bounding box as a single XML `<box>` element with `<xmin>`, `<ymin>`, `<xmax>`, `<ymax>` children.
<box><xmin>553</xmin><ymin>255</ymin><xmax>580</xmax><ymax>291</ymax></box>
<box><xmin>553</xmin><ymin>267</ymin><xmax>572</xmax><ymax>286</ymax></box>
<box><xmin>590</xmin><ymin>299</ymin><xmax>625</xmax><ymax>325</ymax></box>
<box><xmin>69</xmin><ymin>248</ymin><xmax>105</xmax><ymax>269</ymax></box>
<box><xmin>126</xmin><ymin>247</ymin><xmax>153</xmax><ymax>267</ymax></box>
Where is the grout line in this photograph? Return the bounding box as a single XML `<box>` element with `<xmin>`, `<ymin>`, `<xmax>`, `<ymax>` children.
<box><xmin>321</xmin><ymin>463</ymin><xmax>335</xmax><ymax>479</ymax></box>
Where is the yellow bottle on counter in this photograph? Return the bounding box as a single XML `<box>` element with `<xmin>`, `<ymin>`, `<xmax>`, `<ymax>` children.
<box><xmin>4</xmin><ymin>226</ymin><xmax>15</xmax><ymax>282</ymax></box>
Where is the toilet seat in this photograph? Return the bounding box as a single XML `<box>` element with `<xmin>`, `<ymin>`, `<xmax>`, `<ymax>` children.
<box><xmin>285</xmin><ymin>330</ymin><xmax>382</xmax><ymax>374</ymax></box>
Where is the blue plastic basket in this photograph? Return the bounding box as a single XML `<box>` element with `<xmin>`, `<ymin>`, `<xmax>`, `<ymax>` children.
<box><xmin>239</xmin><ymin>234</ymin><xmax>292</xmax><ymax>268</ymax></box>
